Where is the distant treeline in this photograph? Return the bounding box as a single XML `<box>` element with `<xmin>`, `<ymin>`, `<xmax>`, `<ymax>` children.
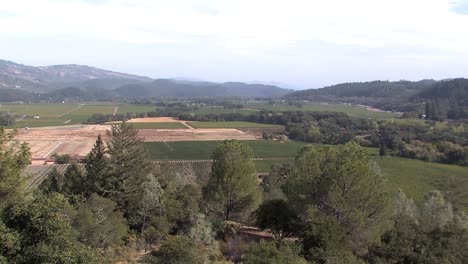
<box><xmin>286</xmin><ymin>78</ymin><xmax>468</xmax><ymax>121</ymax></box>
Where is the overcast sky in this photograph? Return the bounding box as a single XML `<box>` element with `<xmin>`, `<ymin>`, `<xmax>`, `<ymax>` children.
<box><xmin>1</xmin><ymin>0</ymin><xmax>468</xmax><ymax>89</ymax></box>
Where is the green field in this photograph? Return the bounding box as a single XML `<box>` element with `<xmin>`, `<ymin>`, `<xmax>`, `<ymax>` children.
<box><xmin>190</xmin><ymin>108</ymin><xmax>256</xmax><ymax>115</ymax></box>
<box><xmin>130</xmin><ymin>122</ymin><xmax>187</xmax><ymax>129</ymax></box>
<box><xmin>377</xmin><ymin>157</ymin><xmax>468</xmax><ymax>209</ymax></box>
<box><xmin>0</xmin><ymin>103</ymin><xmax>158</xmax><ymax>128</ymax></box>
<box><xmin>116</xmin><ymin>104</ymin><xmax>155</xmax><ymax>114</ymax></box>
<box><xmin>246</xmin><ymin>102</ymin><xmax>399</xmax><ymax>119</ymax></box>
<box><xmin>179</xmin><ymin>102</ymin><xmax>397</xmax><ymax>119</ymax></box>
<box><xmin>188</xmin><ymin>121</ymin><xmax>283</xmax><ymax>129</ymax></box>
<box><xmin>144</xmin><ymin>140</ymin><xmax>308</xmax><ymax>160</ymax></box>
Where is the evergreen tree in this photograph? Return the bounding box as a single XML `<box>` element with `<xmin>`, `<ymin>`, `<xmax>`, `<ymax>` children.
<box><xmin>136</xmin><ymin>174</ymin><xmax>164</xmax><ymax>244</ymax></box>
<box><xmin>105</xmin><ymin>122</ymin><xmax>153</xmax><ymax>227</ymax></box>
<box><xmin>84</xmin><ymin>135</ymin><xmax>109</xmax><ymax>197</ymax></box>
<box><xmin>2</xmin><ymin>193</ymin><xmax>100</xmax><ymax>263</ymax></box>
<box><xmin>367</xmin><ymin>191</ymin><xmax>468</xmax><ymax>264</ymax></box>
<box><xmin>203</xmin><ymin>140</ymin><xmax>261</xmax><ymax>221</ymax></box>
<box><xmin>144</xmin><ymin>236</ymin><xmax>204</xmax><ymax>264</ymax></box>
<box><xmin>255</xmin><ymin>199</ymin><xmax>298</xmax><ymax>241</ymax></box>
<box><xmin>283</xmin><ymin>143</ymin><xmax>391</xmax><ymax>253</ymax></box>
<box><xmin>0</xmin><ymin>128</ymin><xmax>30</xmax><ymax>210</ymax></box>
<box><xmin>242</xmin><ymin>240</ymin><xmax>308</xmax><ymax>264</ymax></box>
<box><xmin>72</xmin><ymin>193</ymin><xmax>128</xmax><ymax>249</ymax></box>
<box><xmin>39</xmin><ymin>167</ymin><xmax>64</xmax><ymax>194</ymax></box>
<box><xmin>62</xmin><ymin>162</ymin><xmax>85</xmax><ymax>196</ymax></box>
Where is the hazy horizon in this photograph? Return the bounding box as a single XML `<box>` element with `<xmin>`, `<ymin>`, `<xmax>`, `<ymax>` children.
<box><xmin>2</xmin><ymin>0</ymin><xmax>468</xmax><ymax>89</ymax></box>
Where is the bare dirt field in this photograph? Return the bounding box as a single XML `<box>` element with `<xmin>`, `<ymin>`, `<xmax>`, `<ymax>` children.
<box><xmin>14</xmin><ymin>125</ymin><xmax>109</xmax><ymax>159</ymax></box>
<box><xmin>14</xmin><ymin>124</ymin><xmax>255</xmax><ymax>159</ymax></box>
<box><xmin>127</xmin><ymin>117</ymin><xmax>180</xmax><ymax>123</ymax></box>
<box><xmin>107</xmin><ymin>117</ymin><xmax>182</xmax><ymax>123</ymax></box>
<box><xmin>138</xmin><ymin>128</ymin><xmax>255</xmax><ymax>141</ymax></box>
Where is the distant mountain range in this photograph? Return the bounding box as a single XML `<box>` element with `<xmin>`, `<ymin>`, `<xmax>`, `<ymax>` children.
<box><xmin>0</xmin><ymin>60</ymin><xmax>292</xmax><ymax>100</ymax></box>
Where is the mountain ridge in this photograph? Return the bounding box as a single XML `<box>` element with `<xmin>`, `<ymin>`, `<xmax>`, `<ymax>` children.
<box><xmin>0</xmin><ymin>59</ymin><xmax>292</xmax><ymax>99</ymax></box>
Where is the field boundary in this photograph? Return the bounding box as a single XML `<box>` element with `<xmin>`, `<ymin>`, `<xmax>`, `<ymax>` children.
<box><xmin>56</xmin><ymin>104</ymin><xmax>83</xmax><ymax>118</ymax></box>
<box><xmin>181</xmin><ymin>121</ymin><xmax>194</xmax><ymax>129</ymax></box>
<box><xmin>42</xmin><ymin>142</ymin><xmax>63</xmax><ymax>158</ymax></box>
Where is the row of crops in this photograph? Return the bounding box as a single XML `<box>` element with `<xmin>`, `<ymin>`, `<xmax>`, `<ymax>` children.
<box><xmin>24</xmin><ymin>159</ymin><xmax>291</xmax><ymax>188</ymax></box>
<box><xmin>163</xmin><ymin>159</ymin><xmax>293</xmax><ymax>184</ymax></box>
<box><xmin>144</xmin><ymin>140</ymin><xmax>307</xmax><ymax>160</ymax></box>
<box><xmin>25</xmin><ymin>164</ymin><xmax>70</xmax><ymax>188</ymax></box>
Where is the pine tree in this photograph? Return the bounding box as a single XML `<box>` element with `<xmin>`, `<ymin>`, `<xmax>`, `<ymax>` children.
<box><xmin>62</xmin><ymin>162</ymin><xmax>85</xmax><ymax>196</ymax></box>
<box><xmin>283</xmin><ymin>143</ymin><xmax>391</xmax><ymax>252</ymax></box>
<box><xmin>84</xmin><ymin>135</ymin><xmax>109</xmax><ymax>197</ymax></box>
<box><xmin>105</xmin><ymin>122</ymin><xmax>153</xmax><ymax>226</ymax></box>
<box><xmin>39</xmin><ymin>167</ymin><xmax>64</xmax><ymax>193</ymax></box>
<box><xmin>203</xmin><ymin>140</ymin><xmax>261</xmax><ymax>221</ymax></box>
<box><xmin>0</xmin><ymin>128</ymin><xmax>30</xmax><ymax>210</ymax></box>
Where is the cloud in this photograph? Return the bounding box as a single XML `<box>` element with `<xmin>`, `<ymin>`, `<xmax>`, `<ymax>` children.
<box><xmin>451</xmin><ymin>0</ymin><xmax>468</xmax><ymax>14</ymax></box>
<box><xmin>0</xmin><ymin>0</ymin><xmax>468</xmax><ymax>88</ymax></box>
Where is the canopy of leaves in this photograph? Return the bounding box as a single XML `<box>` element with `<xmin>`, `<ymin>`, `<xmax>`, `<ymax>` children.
<box><xmin>0</xmin><ymin>128</ymin><xmax>30</xmax><ymax>210</ymax></box>
<box><xmin>203</xmin><ymin>140</ymin><xmax>261</xmax><ymax>221</ymax></box>
<box><xmin>144</xmin><ymin>235</ymin><xmax>204</xmax><ymax>264</ymax></box>
<box><xmin>72</xmin><ymin>193</ymin><xmax>128</xmax><ymax>249</ymax></box>
<box><xmin>242</xmin><ymin>240</ymin><xmax>308</xmax><ymax>264</ymax></box>
<box><xmin>283</xmin><ymin>143</ymin><xmax>391</xmax><ymax>252</ymax></box>
<box><xmin>1</xmin><ymin>193</ymin><xmax>100</xmax><ymax>263</ymax></box>
<box><xmin>255</xmin><ymin>199</ymin><xmax>298</xmax><ymax>241</ymax></box>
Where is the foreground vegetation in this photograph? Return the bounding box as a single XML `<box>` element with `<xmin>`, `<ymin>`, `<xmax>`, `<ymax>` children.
<box><xmin>2</xmin><ymin>121</ymin><xmax>467</xmax><ymax>263</ymax></box>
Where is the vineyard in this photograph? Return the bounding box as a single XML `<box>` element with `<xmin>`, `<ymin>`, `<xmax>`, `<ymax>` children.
<box><xmin>24</xmin><ymin>164</ymin><xmax>71</xmax><ymax>188</ymax></box>
<box><xmin>144</xmin><ymin>140</ymin><xmax>307</xmax><ymax>160</ymax></box>
<box><xmin>187</xmin><ymin>121</ymin><xmax>283</xmax><ymax>129</ymax></box>
<box><xmin>23</xmin><ymin>159</ymin><xmax>293</xmax><ymax>188</ymax></box>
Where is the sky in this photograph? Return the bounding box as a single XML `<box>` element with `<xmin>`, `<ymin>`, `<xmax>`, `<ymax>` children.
<box><xmin>1</xmin><ymin>0</ymin><xmax>468</xmax><ymax>89</ymax></box>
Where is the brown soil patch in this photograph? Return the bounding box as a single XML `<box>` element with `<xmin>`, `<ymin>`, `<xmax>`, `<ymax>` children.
<box><xmin>15</xmin><ymin>125</ymin><xmax>110</xmax><ymax>159</ymax></box>
<box><xmin>15</xmin><ymin>125</ymin><xmax>255</xmax><ymax>159</ymax></box>
<box><xmin>128</xmin><ymin>117</ymin><xmax>181</xmax><ymax>123</ymax></box>
<box><xmin>138</xmin><ymin>128</ymin><xmax>255</xmax><ymax>141</ymax></box>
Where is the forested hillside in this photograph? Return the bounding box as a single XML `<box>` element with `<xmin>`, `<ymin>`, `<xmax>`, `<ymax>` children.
<box><xmin>285</xmin><ymin>80</ymin><xmax>435</xmax><ymax>111</ymax></box>
<box><xmin>116</xmin><ymin>80</ymin><xmax>291</xmax><ymax>98</ymax></box>
<box><xmin>285</xmin><ymin>79</ymin><xmax>468</xmax><ymax>120</ymax></box>
<box><xmin>418</xmin><ymin>79</ymin><xmax>468</xmax><ymax>120</ymax></box>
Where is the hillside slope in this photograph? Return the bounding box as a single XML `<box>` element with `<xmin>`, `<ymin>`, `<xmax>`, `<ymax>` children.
<box><xmin>0</xmin><ymin>60</ymin><xmax>291</xmax><ymax>99</ymax></box>
<box><xmin>285</xmin><ymin>80</ymin><xmax>436</xmax><ymax>111</ymax></box>
<box><xmin>0</xmin><ymin>60</ymin><xmax>151</xmax><ymax>92</ymax></box>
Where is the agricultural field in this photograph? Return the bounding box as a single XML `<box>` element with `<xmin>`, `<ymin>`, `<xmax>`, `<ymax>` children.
<box><xmin>144</xmin><ymin>140</ymin><xmax>308</xmax><ymax>160</ymax></box>
<box><xmin>115</xmin><ymin>104</ymin><xmax>155</xmax><ymax>114</ymax></box>
<box><xmin>187</xmin><ymin>121</ymin><xmax>283</xmax><ymax>129</ymax></box>
<box><xmin>161</xmin><ymin>155</ymin><xmax>468</xmax><ymax>210</ymax></box>
<box><xmin>1</xmin><ymin>103</ymin><xmax>157</xmax><ymax>128</ymax></box>
<box><xmin>245</xmin><ymin>102</ymin><xmax>399</xmax><ymax>119</ymax></box>
<box><xmin>24</xmin><ymin>141</ymin><xmax>468</xmax><ymax>214</ymax></box>
<box><xmin>2</xmin><ymin>103</ymin><xmax>114</xmax><ymax>127</ymax></box>
<box><xmin>190</xmin><ymin>108</ymin><xmax>256</xmax><ymax>115</ymax></box>
<box><xmin>23</xmin><ymin>164</ymin><xmax>70</xmax><ymax>188</ymax></box>
<box><xmin>130</xmin><ymin>122</ymin><xmax>188</xmax><ymax>129</ymax></box>
<box><xmin>377</xmin><ymin>157</ymin><xmax>468</xmax><ymax>209</ymax></box>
